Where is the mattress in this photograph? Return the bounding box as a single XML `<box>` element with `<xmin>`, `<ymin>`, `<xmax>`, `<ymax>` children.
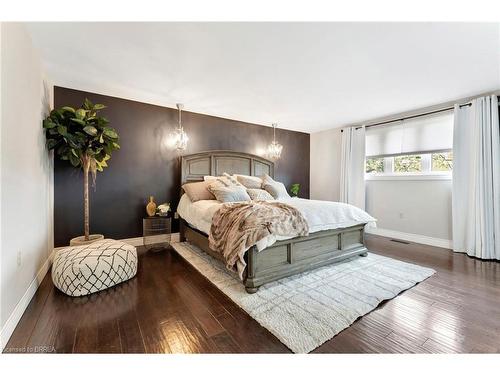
<box><xmin>177</xmin><ymin>194</ymin><xmax>377</xmax><ymax>240</ymax></box>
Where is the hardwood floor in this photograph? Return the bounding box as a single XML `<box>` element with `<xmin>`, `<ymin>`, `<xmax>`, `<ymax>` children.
<box><xmin>4</xmin><ymin>234</ymin><xmax>500</xmax><ymax>353</ymax></box>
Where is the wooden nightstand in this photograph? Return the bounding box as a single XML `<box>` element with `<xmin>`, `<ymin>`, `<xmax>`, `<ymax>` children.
<box><xmin>142</xmin><ymin>216</ymin><xmax>171</xmax><ymax>251</ymax></box>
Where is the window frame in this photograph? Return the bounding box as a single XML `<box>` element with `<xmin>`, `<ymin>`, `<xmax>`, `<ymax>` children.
<box><xmin>365</xmin><ymin>151</ymin><xmax>452</xmax><ymax>181</ymax></box>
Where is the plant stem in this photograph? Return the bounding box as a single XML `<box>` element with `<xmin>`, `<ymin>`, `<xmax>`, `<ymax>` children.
<box><xmin>83</xmin><ymin>155</ymin><xmax>90</xmax><ymax>241</ymax></box>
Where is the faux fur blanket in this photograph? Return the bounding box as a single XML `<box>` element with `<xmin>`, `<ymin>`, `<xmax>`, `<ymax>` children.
<box><xmin>209</xmin><ymin>201</ymin><xmax>309</xmax><ymax>275</ymax></box>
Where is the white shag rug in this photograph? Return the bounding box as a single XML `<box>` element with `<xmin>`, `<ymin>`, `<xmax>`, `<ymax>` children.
<box><xmin>171</xmin><ymin>242</ymin><xmax>435</xmax><ymax>353</ymax></box>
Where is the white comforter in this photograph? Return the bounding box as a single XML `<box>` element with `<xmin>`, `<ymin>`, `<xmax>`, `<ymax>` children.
<box><xmin>177</xmin><ymin>195</ymin><xmax>376</xmax><ymax>250</ymax></box>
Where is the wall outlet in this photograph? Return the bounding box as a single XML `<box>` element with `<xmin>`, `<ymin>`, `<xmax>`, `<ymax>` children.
<box><xmin>17</xmin><ymin>250</ymin><xmax>22</xmax><ymax>267</ymax></box>
<box><xmin>174</xmin><ymin>212</ymin><xmax>179</xmax><ymax>219</ymax></box>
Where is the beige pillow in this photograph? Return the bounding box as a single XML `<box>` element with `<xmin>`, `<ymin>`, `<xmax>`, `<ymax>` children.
<box><xmin>182</xmin><ymin>181</ymin><xmax>215</xmax><ymax>202</ymax></box>
<box><xmin>209</xmin><ymin>185</ymin><xmax>251</xmax><ymax>203</ymax></box>
<box><xmin>208</xmin><ymin>173</ymin><xmax>243</xmax><ymax>189</ymax></box>
<box><xmin>247</xmin><ymin>188</ymin><xmax>274</xmax><ymax>201</ymax></box>
<box><xmin>262</xmin><ymin>174</ymin><xmax>291</xmax><ymax>199</ymax></box>
<box><xmin>236</xmin><ymin>174</ymin><xmax>263</xmax><ymax>189</ymax></box>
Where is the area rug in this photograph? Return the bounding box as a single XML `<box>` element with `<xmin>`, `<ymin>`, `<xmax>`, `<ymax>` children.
<box><xmin>171</xmin><ymin>242</ymin><xmax>435</xmax><ymax>353</ymax></box>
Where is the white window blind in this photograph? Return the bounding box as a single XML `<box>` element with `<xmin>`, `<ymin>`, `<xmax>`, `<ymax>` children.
<box><xmin>365</xmin><ymin>111</ymin><xmax>454</xmax><ymax>157</ymax></box>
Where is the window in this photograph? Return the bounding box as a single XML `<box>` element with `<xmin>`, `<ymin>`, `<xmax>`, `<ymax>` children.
<box><xmin>365</xmin><ymin>157</ymin><xmax>384</xmax><ymax>173</ymax></box>
<box><xmin>365</xmin><ymin>152</ymin><xmax>453</xmax><ymax>177</ymax></box>
<box><xmin>431</xmin><ymin>151</ymin><xmax>453</xmax><ymax>172</ymax></box>
<box><xmin>365</xmin><ymin>112</ymin><xmax>453</xmax><ymax>179</ymax></box>
<box><xmin>394</xmin><ymin>154</ymin><xmax>422</xmax><ymax>172</ymax></box>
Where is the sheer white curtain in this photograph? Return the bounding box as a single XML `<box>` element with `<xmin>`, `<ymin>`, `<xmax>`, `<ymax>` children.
<box><xmin>340</xmin><ymin>126</ymin><xmax>366</xmax><ymax>209</ymax></box>
<box><xmin>452</xmin><ymin>95</ymin><xmax>500</xmax><ymax>260</ymax></box>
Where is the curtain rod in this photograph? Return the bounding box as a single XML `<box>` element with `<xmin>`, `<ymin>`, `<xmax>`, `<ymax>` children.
<box><xmin>342</xmin><ymin>103</ymin><xmax>471</xmax><ymax>132</ymax></box>
<box><xmin>340</xmin><ymin>96</ymin><xmax>500</xmax><ymax>132</ymax></box>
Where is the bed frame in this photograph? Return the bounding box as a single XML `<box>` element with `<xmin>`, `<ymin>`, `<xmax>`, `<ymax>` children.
<box><xmin>178</xmin><ymin>150</ymin><xmax>368</xmax><ymax>293</ymax></box>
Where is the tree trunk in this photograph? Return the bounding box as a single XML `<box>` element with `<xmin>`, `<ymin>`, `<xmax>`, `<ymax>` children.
<box><xmin>83</xmin><ymin>156</ymin><xmax>90</xmax><ymax>241</ymax></box>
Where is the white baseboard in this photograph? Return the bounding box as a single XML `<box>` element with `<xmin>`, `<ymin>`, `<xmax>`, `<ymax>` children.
<box><xmin>365</xmin><ymin>227</ymin><xmax>452</xmax><ymax>249</ymax></box>
<box><xmin>1</xmin><ymin>232</ymin><xmax>181</xmax><ymax>351</ymax></box>
<box><xmin>0</xmin><ymin>248</ymin><xmax>56</xmax><ymax>351</ymax></box>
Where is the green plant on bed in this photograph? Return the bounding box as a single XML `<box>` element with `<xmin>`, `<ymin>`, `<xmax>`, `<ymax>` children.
<box><xmin>290</xmin><ymin>183</ymin><xmax>300</xmax><ymax>197</ymax></box>
<box><xmin>42</xmin><ymin>98</ymin><xmax>120</xmax><ymax>241</ymax></box>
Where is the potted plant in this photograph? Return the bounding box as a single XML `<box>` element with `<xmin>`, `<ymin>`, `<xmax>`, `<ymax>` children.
<box><xmin>290</xmin><ymin>183</ymin><xmax>300</xmax><ymax>197</ymax></box>
<box><xmin>43</xmin><ymin>99</ymin><xmax>120</xmax><ymax>245</ymax></box>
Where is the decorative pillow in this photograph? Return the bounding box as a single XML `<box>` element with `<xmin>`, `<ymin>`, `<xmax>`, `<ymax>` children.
<box><xmin>247</xmin><ymin>188</ymin><xmax>274</xmax><ymax>201</ymax></box>
<box><xmin>208</xmin><ymin>173</ymin><xmax>243</xmax><ymax>189</ymax></box>
<box><xmin>203</xmin><ymin>175</ymin><xmax>217</xmax><ymax>182</ymax></box>
<box><xmin>182</xmin><ymin>181</ymin><xmax>215</xmax><ymax>202</ymax></box>
<box><xmin>236</xmin><ymin>174</ymin><xmax>263</xmax><ymax>189</ymax></box>
<box><xmin>262</xmin><ymin>174</ymin><xmax>275</xmax><ymax>185</ymax></box>
<box><xmin>209</xmin><ymin>185</ymin><xmax>251</xmax><ymax>203</ymax></box>
<box><xmin>262</xmin><ymin>174</ymin><xmax>291</xmax><ymax>199</ymax></box>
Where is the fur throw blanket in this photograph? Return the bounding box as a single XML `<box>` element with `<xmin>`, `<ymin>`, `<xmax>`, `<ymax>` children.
<box><xmin>209</xmin><ymin>201</ymin><xmax>309</xmax><ymax>275</ymax></box>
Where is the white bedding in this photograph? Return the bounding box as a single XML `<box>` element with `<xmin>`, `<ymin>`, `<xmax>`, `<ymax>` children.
<box><xmin>177</xmin><ymin>194</ymin><xmax>377</xmax><ymax>251</ymax></box>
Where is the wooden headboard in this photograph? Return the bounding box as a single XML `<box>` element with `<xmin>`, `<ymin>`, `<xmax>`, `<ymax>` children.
<box><xmin>180</xmin><ymin>150</ymin><xmax>274</xmax><ymax>186</ymax></box>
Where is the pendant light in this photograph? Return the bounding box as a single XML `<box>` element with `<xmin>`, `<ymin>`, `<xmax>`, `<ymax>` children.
<box><xmin>267</xmin><ymin>123</ymin><xmax>283</xmax><ymax>160</ymax></box>
<box><xmin>170</xmin><ymin>103</ymin><xmax>189</xmax><ymax>151</ymax></box>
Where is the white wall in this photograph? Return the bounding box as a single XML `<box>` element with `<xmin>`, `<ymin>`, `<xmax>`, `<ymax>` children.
<box><xmin>0</xmin><ymin>23</ymin><xmax>53</xmax><ymax>348</ymax></box>
<box><xmin>365</xmin><ymin>179</ymin><xmax>452</xmax><ymax>241</ymax></box>
<box><xmin>310</xmin><ymin>128</ymin><xmax>342</xmax><ymax>201</ymax></box>
<box><xmin>310</xmin><ymin>127</ymin><xmax>453</xmax><ymax>246</ymax></box>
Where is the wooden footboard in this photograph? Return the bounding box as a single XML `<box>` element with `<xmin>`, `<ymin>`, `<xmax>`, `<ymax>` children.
<box><xmin>179</xmin><ymin>220</ymin><xmax>368</xmax><ymax>293</ymax></box>
<box><xmin>244</xmin><ymin>225</ymin><xmax>367</xmax><ymax>293</ymax></box>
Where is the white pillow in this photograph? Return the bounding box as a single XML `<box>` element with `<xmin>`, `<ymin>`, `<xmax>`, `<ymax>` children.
<box><xmin>208</xmin><ymin>185</ymin><xmax>251</xmax><ymax>203</ymax></box>
<box><xmin>235</xmin><ymin>174</ymin><xmax>263</xmax><ymax>189</ymax></box>
<box><xmin>247</xmin><ymin>188</ymin><xmax>274</xmax><ymax>201</ymax></box>
<box><xmin>262</xmin><ymin>174</ymin><xmax>291</xmax><ymax>199</ymax></box>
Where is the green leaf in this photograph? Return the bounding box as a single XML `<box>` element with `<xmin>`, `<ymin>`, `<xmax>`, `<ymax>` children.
<box><xmin>70</xmin><ymin>118</ymin><xmax>86</xmax><ymax>126</ymax></box>
<box><xmin>43</xmin><ymin>119</ymin><xmax>57</xmax><ymax>129</ymax></box>
<box><xmin>112</xmin><ymin>142</ymin><xmax>120</xmax><ymax>150</ymax></box>
<box><xmin>99</xmin><ymin>134</ymin><xmax>104</xmax><ymax>143</ymax></box>
<box><xmin>57</xmin><ymin>125</ymin><xmax>67</xmax><ymax>136</ymax></box>
<box><xmin>69</xmin><ymin>153</ymin><xmax>80</xmax><ymax>167</ymax></box>
<box><xmin>83</xmin><ymin>126</ymin><xmax>98</xmax><ymax>136</ymax></box>
<box><xmin>83</xmin><ymin>98</ymin><xmax>93</xmax><ymax>110</ymax></box>
<box><xmin>46</xmin><ymin>139</ymin><xmax>59</xmax><ymax>149</ymax></box>
<box><xmin>93</xmin><ymin>104</ymin><xmax>106</xmax><ymax>110</ymax></box>
<box><xmin>98</xmin><ymin>117</ymin><xmax>110</xmax><ymax>126</ymax></box>
<box><xmin>75</xmin><ymin>108</ymin><xmax>86</xmax><ymax>119</ymax></box>
<box><xmin>61</xmin><ymin>106</ymin><xmax>75</xmax><ymax>113</ymax></box>
<box><xmin>103</xmin><ymin>128</ymin><xmax>118</xmax><ymax>139</ymax></box>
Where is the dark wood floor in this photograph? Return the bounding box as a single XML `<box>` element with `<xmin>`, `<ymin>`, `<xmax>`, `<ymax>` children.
<box><xmin>4</xmin><ymin>234</ymin><xmax>500</xmax><ymax>353</ymax></box>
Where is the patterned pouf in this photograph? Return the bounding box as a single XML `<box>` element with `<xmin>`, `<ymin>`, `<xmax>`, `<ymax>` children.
<box><xmin>52</xmin><ymin>239</ymin><xmax>138</xmax><ymax>297</ymax></box>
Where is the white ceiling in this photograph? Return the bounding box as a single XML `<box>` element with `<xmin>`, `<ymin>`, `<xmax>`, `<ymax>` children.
<box><xmin>26</xmin><ymin>22</ymin><xmax>500</xmax><ymax>133</ymax></box>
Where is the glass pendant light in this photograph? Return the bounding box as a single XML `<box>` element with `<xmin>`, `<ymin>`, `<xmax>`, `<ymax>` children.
<box><xmin>267</xmin><ymin>123</ymin><xmax>283</xmax><ymax>160</ymax></box>
<box><xmin>170</xmin><ymin>103</ymin><xmax>189</xmax><ymax>151</ymax></box>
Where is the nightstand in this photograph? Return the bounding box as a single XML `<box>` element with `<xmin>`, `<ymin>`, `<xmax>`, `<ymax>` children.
<box><xmin>142</xmin><ymin>216</ymin><xmax>171</xmax><ymax>251</ymax></box>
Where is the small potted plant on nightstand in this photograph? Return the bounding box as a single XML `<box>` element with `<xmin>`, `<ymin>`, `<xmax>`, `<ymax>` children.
<box><xmin>290</xmin><ymin>183</ymin><xmax>300</xmax><ymax>197</ymax></box>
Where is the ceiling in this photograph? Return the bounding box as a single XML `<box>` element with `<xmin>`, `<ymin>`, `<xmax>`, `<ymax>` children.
<box><xmin>26</xmin><ymin>22</ymin><xmax>500</xmax><ymax>133</ymax></box>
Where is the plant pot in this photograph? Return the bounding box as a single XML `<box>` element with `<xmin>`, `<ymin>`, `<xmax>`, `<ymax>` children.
<box><xmin>70</xmin><ymin>234</ymin><xmax>105</xmax><ymax>246</ymax></box>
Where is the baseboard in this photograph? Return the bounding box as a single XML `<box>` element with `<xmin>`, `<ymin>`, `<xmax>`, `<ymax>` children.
<box><xmin>1</xmin><ymin>232</ymin><xmax>181</xmax><ymax>351</ymax></box>
<box><xmin>0</xmin><ymin>248</ymin><xmax>56</xmax><ymax>351</ymax></box>
<box><xmin>365</xmin><ymin>227</ymin><xmax>452</xmax><ymax>249</ymax></box>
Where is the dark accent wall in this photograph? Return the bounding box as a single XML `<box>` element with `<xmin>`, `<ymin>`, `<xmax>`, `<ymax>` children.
<box><xmin>54</xmin><ymin>87</ymin><xmax>310</xmax><ymax>246</ymax></box>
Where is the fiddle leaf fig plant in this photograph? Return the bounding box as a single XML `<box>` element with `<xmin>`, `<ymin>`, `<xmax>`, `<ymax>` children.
<box><xmin>43</xmin><ymin>98</ymin><xmax>120</xmax><ymax>241</ymax></box>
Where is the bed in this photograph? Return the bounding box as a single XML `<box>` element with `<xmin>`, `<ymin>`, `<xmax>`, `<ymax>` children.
<box><xmin>177</xmin><ymin>150</ymin><xmax>375</xmax><ymax>293</ymax></box>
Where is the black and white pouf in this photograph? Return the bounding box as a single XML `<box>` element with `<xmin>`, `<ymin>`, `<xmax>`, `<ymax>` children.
<box><xmin>52</xmin><ymin>239</ymin><xmax>138</xmax><ymax>297</ymax></box>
